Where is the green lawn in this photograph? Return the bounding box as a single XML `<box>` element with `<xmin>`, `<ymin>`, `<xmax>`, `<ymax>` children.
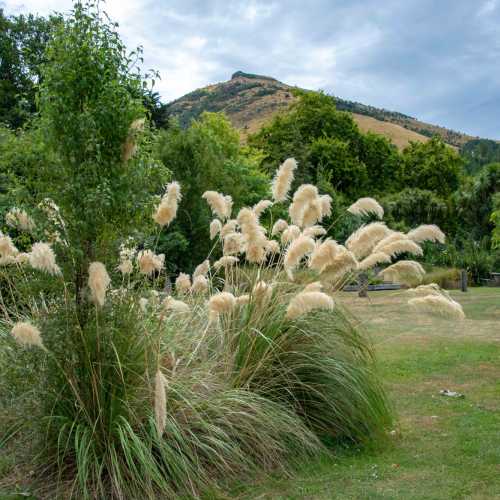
<box><xmin>236</xmin><ymin>288</ymin><xmax>500</xmax><ymax>499</ymax></box>
<box><xmin>1</xmin><ymin>288</ymin><xmax>499</xmax><ymax>499</ymax></box>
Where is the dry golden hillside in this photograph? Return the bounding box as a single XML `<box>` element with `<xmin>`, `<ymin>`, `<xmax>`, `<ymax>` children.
<box><xmin>167</xmin><ymin>71</ymin><xmax>473</xmax><ymax>150</ymax></box>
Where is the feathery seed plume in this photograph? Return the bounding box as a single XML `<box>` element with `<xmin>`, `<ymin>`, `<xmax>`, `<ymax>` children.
<box><xmin>193</xmin><ymin>259</ymin><xmax>210</xmax><ymax>279</ymax></box>
<box><xmin>137</xmin><ymin>250</ymin><xmax>165</xmax><ymax>275</ymax></box>
<box><xmin>6</xmin><ymin>208</ymin><xmax>35</xmax><ymax>232</ymax></box>
<box><xmin>210</xmin><ymin>219</ymin><xmax>222</xmax><ymax>240</ymax></box>
<box><xmin>271</xmin><ymin>219</ymin><xmax>288</xmax><ymax>236</ymax></box>
<box><xmin>358</xmin><ymin>252</ymin><xmax>391</xmax><ymax>271</ymax></box>
<box><xmin>286</xmin><ymin>291</ymin><xmax>334</xmax><ymax>319</ymax></box>
<box><xmin>284</xmin><ymin>235</ymin><xmax>315</xmax><ymax>278</ymax></box>
<box><xmin>407</xmin><ymin>283</ymin><xmax>451</xmax><ymax>300</ymax></box>
<box><xmin>28</xmin><ymin>242</ymin><xmax>61</xmax><ymax>276</ymax></box>
<box><xmin>265</xmin><ymin>240</ymin><xmax>280</xmax><ymax>255</ymax></box>
<box><xmin>161</xmin><ymin>296</ymin><xmax>190</xmax><ymax>314</ymax></box>
<box><xmin>154</xmin><ymin>370</ymin><xmax>168</xmax><ymax>436</ymax></box>
<box><xmin>153</xmin><ymin>181</ymin><xmax>182</xmax><ymax>227</ymax></box>
<box><xmin>202</xmin><ymin>191</ymin><xmax>232</xmax><ymax>219</ymax></box>
<box><xmin>281</xmin><ymin>225</ymin><xmax>301</xmax><ymax>245</ymax></box>
<box><xmin>220</xmin><ymin>219</ymin><xmax>238</xmax><ymax>238</ymax></box>
<box><xmin>408</xmin><ymin>295</ymin><xmax>465</xmax><ymax>320</ymax></box>
<box><xmin>303</xmin><ymin>225</ymin><xmax>327</xmax><ymax>238</ymax></box>
<box><xmin>191</xmin><ymin>275</ymin><xmax>208</xmax><ymax>294</ymax></box>
<box><xmin>88</xmin><ymin>262</ymin><xmax>111</xmax><ymax>307</ymax></box>
<box><xmin>11</xmin><ymin>321</ymin><xmax>44</xmax><ymax>348</ymax></box>
<box><xmin>347</xmin><ymin>197</ymin><xmax>384</xmax><ymax>219</ymax></box>
<box><xmin>214</xmin><ymin>256</ymin><xmax>239</xmax><ymax>270</ymax></box>
<box><xmin>309</xmin><ymin>239</ymin><xmax>339</xmax><ymax>273</ymax></box>
<box><xmin>304</xmin><ymin>281</ymin><xmax>322</xmax><ymax>292</ymax></box>
<box><xmin>0</xmin><ymin>234</ymin><xmax>18</xmax><ymax>258</ymax></box>
<box><xmin>377</xmin><ymin>239</ymin><xmax>423</xmax><ymax>259</ymax></box>
<box><xmin>378</xmin><ymin>260</ymin><xmax>425</xmax><ymax>284</ymax></box>
<box><xmin>271</xmin><ymin>158</ymin><xmax>297</xmax><ymax>202</ymax></box>
<box><xmin>407</xmin><ymin>224</ymin><xmax>445</xmax><ymax>244</ymax></box>
<box><xmin>345</xmin><ymin>222</ymin><xmax>391</xmax><ymax>259</ymax></box>
<box><xmin>253</xmin><ymin>200</ymin><xmax>273</xmax><ymax>218</ymax></box>
<box><xmin>289</xmin><ymin>184</ymin><xmax>319</xmax><ymax>226</ymax></box>
<box><xmin>208</xmin><ymin>291</ymin><xmax>236</xmax><ymax>322</ymax></box>
<box><xmin>117</xmin><ymin>259</ymin><xmax>133</xmax><ymax>275</ymax></box>
<box><xmin>252</xmin><ymin>280</ymin><xmax>273</xmax><ymax>301</ymax></box>
<box><xmin>175</xmin><ymin>273</ymin><xmax>191</xmax><ymax>294</ymax></box>
<box><xmin>236</xmin><ymin>294</ymin><xmax>250</xmax><ymax>306</ymax></box>
<box><xmin>223</xmin><ymin>232</ymin><xmax>244</xmax><ymax>255</ymax></box>
<box><xmin>122</xmin><ymin>118</ymin><xmax>145</xmax><ymax>162</ymax></box>
<box><xmin>320</xmin><ymin>195</ymin><xmax>332</xmax><ymax>218</ymax></box>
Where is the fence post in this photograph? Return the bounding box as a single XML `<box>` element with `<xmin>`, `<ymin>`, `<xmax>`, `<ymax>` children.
<box><xmin>358</xmin><ymin>273</ymin><xmax>368</xmax><ymax>298</ymax></box>
<box><xmin>460</xmin><ymin>270</ymin><xmax>468</xmax><ymax>292</ymax></box>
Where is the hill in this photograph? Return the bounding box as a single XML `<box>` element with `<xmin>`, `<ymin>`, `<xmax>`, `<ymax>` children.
<box><xmin>166</xmin><ymin>71</ymin><xmax>476</xmax><ymax>150</ymax></box>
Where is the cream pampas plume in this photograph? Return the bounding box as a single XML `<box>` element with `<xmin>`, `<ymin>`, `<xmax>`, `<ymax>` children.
<box><xmin>378</xmin><ymin>260</ymin><xmax>425</xmax><ymax>283</ymax></box>
<box><xmin>175</xmin><ymin>273</ymin><xmax>191</xmax><ymax>294</ymax></box>
<box><xmin>407</xmin><ymin>224</ymin><xmax>445</xmax><ymax>244</ymax></box>
<box><xmin>303</xmin><ymin>225</ymin><xmax>327</xmax><ymax>238</ymax></box>
<box><xmin>272</xmin><ymin>158</ymin><xmax>297</xmax><ymax>202</ymax></box>
<box><xmin>284</xmin><ymin>235</ymin><xmax>315</xmax><ymax>278</ymax></box>
<box><xmin>304</xmin><ymin>281</ymin><xmax>322</xmax><ymax>292</ymax></box>
<box><xmin>88</xmin><ymin>262</ymin><xmax>111</xmax><ymax>307</ymax></box>
<box><xmin>320</xmin><ymin>195</ymin><xmax>332</xmax><ymax>218</ymax></box>
<box><xmin>220</xmin><ymin>219</ymin><xmax>238</xmax><ymax>238</ymax></box>
<box><xmin>408</xmin><ymin>295</ymin><xmax>465</xmax><ymax>320</ymax></box>
<box><xmin>15</xmin><ymin>253</ymin><xmax>29</xmax><ymax>265</ymax></box>
<box><xmin>347</xmin><ymin>197</ymin><xmax>384</xmax><ymax>219</ymax></box>
<box><xmin>202</xmin><ymin>191</ymin><xmax>232</xmax><ymax>220</ymax></box>
<box><xmin>154</xmin><ymin>370</ymin><xmax>168</xmax><ymax>436</ymax></box>
<box><xmin>286</xmin><ymin>291</ymin><xmax>334</xmax><ymax>319</ymax></box>
<box><xmin>210</xmin><ymin>219</ymin><xmax>222</xmax><ymax>240</ymax></box>
<box><xmin>265</xmin><ymin>240</ymin><xmax>280</xmax><ymax>255</ymax></box>
<box><xmin>301</xmin><ymin>198</ymin><xmax>323</xmax><ymax>227</ymax></box>
<box><xmin>153</xmin><ymin>181</ymin><xmax>182</xmax><ymax>227</ymax></box>
<box><xmin>237</xmin><ymin>208</ymin><xmax>267</xmax><ymax>263</ymax></box>
<box><xmin>320</xmin><ymin>246</ymin><xmax>358</xmax><ymax>284</ymax></box>
<box><xmin>117</xmin><ymin>259</ymin><xmax>133</xmax><ymax>275</ymax></box>
<box><xmin>252</xmin><ymin>280</ymin><xmax>273</xmax><ymax>301</ymax></box>
<box><xmin>376</xmin><ymin>239</ymin><xmax>423</xmax><ymax>259</ymax></box>
<box><xmin>271</xmin><ymin>219</ymin><xmax>288</xmax><ymax>236</ymax></box>
<box><xmin>214</xmin><ymin>256</ymin><xmax>239</xmax><ymax>270</ymax></box>
<box><xmin>253</xmin><ymin>200</ymin><xmax>273</xmax><ymax>218</ymax></box>
<box><xmin>11</xmin><ymin>321</ymin><xmax>44</xmax><ymax>348</ymax></box>
<box><xmin>407</xmin><ymin>283</ymin><xmax>451</xmax><ymax>300</ymax></box>
<box><xmin>372</xmin><ymin>231</ymin><xmax>406</xmax><ymax>253</ymax></box>
<box><xmin>28</xmin><ymin>242</ymin><xmax>61</xmax><ymax>276</ymax></box>
<box><xmin>137</xmin><ymin>250</ymin><xmax>164</xmax><ymax>275</ymax></box>
<box><xmin>289</xmin><ymin>184</ymin><xmax>319</xmax><ymax>226</ymax></box>
<box><xmin>208</xmin><ymin>291</ymin><xmax>236</xmax><ymax>322</ymax></box>
<box><xmin>281</xmin><ymin>225</ymin><xmax>301</xmax><ymax>245</ymax></box>
<box><xmin>139</xmin><ymin>297</ymin><xmax>149</xmax><ymax>313</ymax></box>
<box><xmin>345</xmin><ymin>222</ymin><xmax>391</xmax><ymax>259</ymax></box>
<box><xmin>0</xmin><ymin>256</ymin><xmax>16</xmax><ymax>266</ymax></box>
<box><xmin>193</xmin><ymin>259</ymin><xmax>210</xmax><ymax>278</ymax></box>
<box><xmin>223</xmin><ymin>232</ymin><xmax>243</xmax><ymax>255</ymax></box>
<box><xmin>6</xmin><ymin>208</ymin><xmax>35</xmax><ymax>232</ymax></box>
<box><xmin>358</xmin><ymin>252</ymin><xmax>391</xmax><ymax>271</ymax></box>
<box><xmin>0</xmin><ymin>234</ymin><xmax>18</xmax><ymax>258</ymax></box>
<box><xmin>123</xmin><ymin>118</ymin><xmax>145</xmax><ymax>162</ymax></box>
<box><xmin>236</xmin><ymin>294</ymin><xmax>250</xmax><ymax>306</ymax></box>
<box><xmin>309</xmin><ymin>239</ymin><xmax>339</xmax><ymax>273</ymax></box>
<box><xmin>161</xmin><ymin>296</ymin><xmax>190</xmax><ymax>314</ymax></box>
<box><xmin>191</xmin><ymin>275</ymin><xmax>208</xmax><ymax>294</ymax></box>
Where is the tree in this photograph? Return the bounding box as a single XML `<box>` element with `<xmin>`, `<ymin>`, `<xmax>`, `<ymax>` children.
<box><xmin>402</xmin><ymin>137</ymin><xmax>464</xmax><ymax>197</ymax></box>
<box><xmin>156</xmin><ymin>112</ymin><xmax>269</xmax><ymax>270</ymax></box>
<box><xmin>0</xmin><ymin>9</ymin><xmax>61</xmax><ymax>128</ymax></box>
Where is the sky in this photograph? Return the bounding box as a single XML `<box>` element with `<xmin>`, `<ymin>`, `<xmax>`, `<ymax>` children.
<box><xmin>2</xmin><ymin>0</ymin><xmax>500</xmax><ymax>139</ymax></box>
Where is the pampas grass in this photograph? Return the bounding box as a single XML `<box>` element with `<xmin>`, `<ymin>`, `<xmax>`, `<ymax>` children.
<box><xmin>271</xmin><ymin>219</ymin><xmax>288</xmax><ymax>236</ymax></box>
<box><xmin>88</xmin><ymin>262</ymin><xmax>111</xmax><ymax>307</ymax></box>
<box><xmin>253</xmin><ymin>200</ymin><xmax>273</xmax><ymax>218</ymax></box>
<box><xmin>408</xmin><ymin>295</ymin><xmax>465</xmax><ymax>320</ymax></box>
<box><xmin>378</xmin><ymin>260</ymin><xmax>425</xmax><ymax>284</ymax></box>
<box><xmin>191</xmin><ymin>275</ymin><xmax>208</xmax><ymax>294</ymax></box>
<box><xmin>346</xmin><ymin>222</ymin><xmax>390</xmax><ymax>259</ymax></box>
<box><xmin>281</xmin><ymin>225</ymin><xmax>301</xmax><ymax>245</ymax></box>
<box><xmin>358</xmin><ymin>252</ymin><xmax>392</xmax><ymax>271</ymax></box>
<box><xmin>348</xmin><ymin>197</ymin><xmax>384</xmax><ymax>219</ymax></box>
<box><xmin>271</xmin><ymin>158</ymin><xmax>297</xmax><ymax>202</ymax></box>
<box><xmin>284</xmin><ymin>235</ymin><xmax>315</xmax><ymax>278</ymax></box>
<box><xmin>208</xmin><ymin>291</ymin><xmax>236</xmax><ymax>322</ymax></box>
<box><xmin>309</xmin><ymin>239</ymin><xmax>339</xmax><ymax>273</ymax></box>
<box><xmin>154</xmin><ymin>370</ymin><xmax>168</xmax><ymax>436</ymax></box>
<box><xmin>28</xmin><ymin>242</ymin><xmax>61</xmax><ymax>276</ymax></box>
<box><xmin>376</xmin><ymin>239</ymin><xmax>423</xmax><ymax>259</ymax></box>
<box><xmin>153</xmin><ymin>181</ymin><xmax>182</xmax><ymax>227</ymax></box>
<box><xmin>210</xmin><ymin>219</ymin><xmax>222</xmax><ymax>240</ymax></box>
<box><xmin>303</xmin><ymin>225</ymin><xmax>327</xmax><ymax>238</ymax></box>
<box><xmin>175</xmin><ymin>273</ymin><xmax>191</xmax><ymax>294</ymax></box>
<box><xmin>202</xmin><ymin>191</ymin><xmax>232</xmax><ymax>220</ymax></box>
<box><xmin>6</xmin><ymin>208</ymin><xmax>35</xmax><ymax>232</ymax></box>
<box><xmin>137</xmin><ymin>250</ymin><xmax>165</xmax><ymax>275</ymax></box>
<box><xmin>0</xmin><ymin>234</ymin><xmax>19</xmax><ymax>258</ymax></box>
<box><xmin>214</xmin><ymin>256</ymin><xmax>239</xmax><ymax>270</ymax></box>
<box><xmin>11</xmin><ymin>321</ymin><xmax>44</xmax><ymax>348</ymax></box>
<box><xmin>407</xmin><ymin>224</ymin><xmax>446</xmax><ymax>244</ymax></box>
<box><xmin>286</xmin><ymin>290</ymin><xmax>334</xmax><ymax>319</ymax></box>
